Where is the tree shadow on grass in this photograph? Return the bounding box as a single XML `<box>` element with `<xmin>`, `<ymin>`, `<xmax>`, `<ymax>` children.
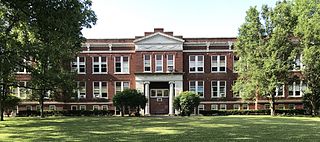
<box><xmin>1</xmin><ymin>116</ymin><xmax>320</xmax><ymax>142</ymax></box>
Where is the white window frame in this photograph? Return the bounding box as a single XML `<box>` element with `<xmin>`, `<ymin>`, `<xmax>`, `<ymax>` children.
<box><xmin>275</xmin><ymin>85</ymin><xmax>285</xmax><ymax>97</ymax></box>
<box><xmin>211</xmin><ymin>81</ymin><xmax>227</xmax><ymax>98</ymax></box>
<box><xmin>102</xmin><ymin>105</ymin><xmax>108</xmax><ymax>110</ymax></box>
<box><xmin>49</xmin><ymin>105</ymin><xmax>56</xmax><ymax>111</ymax></box>
<box><xmin>150</xmin><ymin>89</ymin><xmax>169</xmax><ymax>98</ymax></box>
<box><xmin>189</xmin><ymin>81</ymin><xmax>204</xmax><ymax>98</ymax></box>
<box><xmin>17</xmin><ymin>59</ymin><xmax>31</xmax><ymax>74</ymax></box>
<box><xmin>277</xmin><ymin>104</ymin><xmax>285</xmax><ymax>110</ymax></box>
<box><xmin>211</xmin><ymin>55</ymin><xmax>227</xmax><ymax>73</ymax></box>
<box><xmin>143</xmin><ymin>54</ymin><xmax>152</xmax><ymax>72</ymax></box>
<box><xmin>77</xmin><ymin>81</ymin><xmax>86</xmax><ymax>98</ymax></box>
<box><xmin>115</xmin><ymin>81</ymin><xmax>130</xmax><ymax>94</ymax></box>
<box><xmin>167</xmin><ymin>54</ymin><xmax>175</xmax><ymax>72</ymax></box>
<box><xmin>80</xmin><ymin>105</ymin><xmax>86</xmax><ymax>110</ymax></box>
<box><xmin>189</xmin><ymin>55</ymin><xmax>204</xmax><ymax>73</ymax></box>
<box><xmin>292</xmin><ymin>54</ymin><xmax>303</xmax><ymax>71</ymax></box>
<box><xmin>114</xmin><ymin>56</ymin><xmax>130</xmax><ymax>74</ymax></box>
<box><xmin>92</xmin><ymin>56</ymin><xmax>108</xmax><ymax>74</ymax></box>
<box><xmin>233</xmin><ymin>104</ymin><xmax>240</xmax><ymax>110</ymax></box>
<box><xmin>155</xmin><ymin>55</ymin><xmax>163</xmax><ymax>72</ymax></box>
<box><xmin>92</xmin><ymin>81</ymin><xmax>108</xmax><ymax>98</ymax></box>
<box><xmin>93</xmin><ymin>105</ymin><xmax>100</xmax><ymax>110</ymax></box>
<box><xmin>72</xmin><ymin>57</ymin><xmax>86</xmax><ymax>74</ymax></box>
<box><xmin>211</xmin><ymin>104</ymin><xmax>218</xmax><ymax>110</ymax></box>
<box><xmin>288</xmin><ymin>81</ymin><xmax>306</xmax><ymax>97</ymax></box>
<box><xmin>71</xmin><ymin>105</ymin><xmax>78</xmax><ymax>110</ymax></box>
<box><xmin>220</xmin><ymin>104</ymin><xmax>227</xmax><ymax>110</ymax></box>
<box><xmin>198</xmin><ymin>104</ymin><xmax>205</xmax><ymax>114</ymax></box>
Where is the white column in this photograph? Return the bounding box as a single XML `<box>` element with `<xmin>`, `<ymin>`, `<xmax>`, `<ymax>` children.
<box><xmin>169</xmin><ymin>81</ymin><xmax>174</xmax><ymax>115</ymax></box>
<box><xmin>144</xmin><ymin>81</ymin><xmax>150</xmax><ymax>115</ymax></box>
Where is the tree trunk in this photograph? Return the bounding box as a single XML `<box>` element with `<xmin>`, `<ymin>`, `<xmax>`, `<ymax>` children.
<box><xmin>270</xmin><ymin>94</ymin><xmax>276</xmax><ymax>116</ymax></box>
<box><xmin>255</xmin><ymin>87</ymin><xmax>259</xmax><ymax>110</ymax></box>
<box><xmin>311</xmin><ymin>103</ymin><xmax>316</xmax><ymax>117</ymax></box>
<box><xmin>0</xmin><ymin>84</ymin><xmax>6</xmax><ymax>121</ymax></box>
<box><xmin>121</xmin><ymin>106</ymin><xmax>124</xmax><ymax>117</ymax></box>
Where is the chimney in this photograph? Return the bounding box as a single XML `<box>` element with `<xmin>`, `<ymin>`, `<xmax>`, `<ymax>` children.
<box><xmin>154</xmin><ymin>28</ymin><xmax>164</xmax><ymax>33</ymax></box>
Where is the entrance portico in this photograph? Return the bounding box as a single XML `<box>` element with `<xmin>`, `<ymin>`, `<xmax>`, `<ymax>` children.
<box><xmin>135</xmin><ymin>74</ymin><xmax>183</xmax><ymax>115</ymax></box>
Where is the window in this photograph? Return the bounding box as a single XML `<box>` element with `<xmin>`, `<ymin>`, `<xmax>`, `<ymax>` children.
<box><xmin>242</xmin><ymin>104</ymin><xmax>249</xmax><ymax>110</ymax></box>
<box><xmin>150</xmin><ymin>89</ymin><xmax>169</xmax><ymax>97</ymax></box>
<box><xmin>49</xmin><ymin>105</ymin><xmax>56</xmax><ymax>111</ymax></box>
<box><xmin>93</xmin><ymin>105</ymin><xmax>100</xmax><ymax>110</ymax></box>
<box><xmin>71</xmin><ymin>105</ymin><xmax>78</xmax><ymax>110</ymax></box>
<box><xmin>92</xmin><ymin>57</ymin><xmax>107</xmax><ymax>74</ymax></box>
<box><xmin>288</xmin><ymin>104</ymin><xmax>295</xmax><ymax>110</ymax></box>
<box><xmin>13</xmin><ymin>81</ymin><xmax>32</xmax><ymax>99</ymax></box>
<box><xmin>292</xmin><ymin>54</ymin><xmax>303</xmax><ymax>70</ymax></box>
<box><xmin>211</xmin><ymin>81</ymin><xmax>226</xmax><ymax>98</ymax></box>
<box><xmin>26</xmin><ymin>105</ymin><xmax>32</xmax><ymax>111</ymax></box>
<box><xmin>211</xmin><ymin>55</ymin><xmax>226</xmax><ymax>72</ymax></box>
<box><xmin>93</xmin><ymin>81</ymin><xmax>108</xmax><ymax>98</ymax></box>
<box><xmin>17</xmin><ymin>59</ymin><xmax>31</xmax><ymax>74</ymax></box>
<box><xmin>189</xmin><ymin>55</ymin><xmax>204</xmax><ymax>72</ymax></box>
<box><xmin>274</xmin><ymin>85</ymin><xmax>284</xmax><ymax>97</ymax></box>
<box><xmin>115</xmin><ymin>56</ymin><xmax>129</xmax><ymax>73</ymax></box>
<box><xmin>264</xmin><ymin>104</ymin><xmax>270</xmax><ymax>110</ymax></box>
<box><xmin>198</xmin><ymin>105</ymin><xmax>204</xmax><ymax>112</ymax></box>
<box><xmin>211</xmin><ymin>104</ymin><xmax>218</xmax><ymax>110</ymax></box>
<box><xmin>233</xmin><ymin>56</ymin><xmax>239</xmax><ymax>72</ymax></box>
<box><xmin>233</xmin><ymin>104</ymin><xmax>240</xmax><ymax>110</ymax></box>
<box><xmin>77</xmin><ymin>81</ymin><xmax>86</xmax><ymax>98</ymax></box>
<box><xmin>72</xmin><ymin>57</ymin><xmax>86</xmax><ymax>74</ymax></box>
<box><xmin>115</xmin><ymin>81</ymin><xmax>130</xmax><ymax>94</ymax></box>
<box><xmin>289</xmin><ymin>81</ymin><xmax>306</xmax><ymax>97</ymax></box>
<box><xmin>80</xmin><ymin>105</ymin><xmax>86</xmax><ymax>110</ymax></box>
<box><xmin>167</xmin><ymin>54</ymin><xmax>175</xmax><ymax>72</ymax></box>
<box><xmin>189</xmin><ymin>81</ymin><xmax>204</xmax><ymax>97</ymax></box>
<box><xmin>155</xmin><ymin>55</ymin><xmax>163</xmax><ymax>72</ymax></box>
<box><xmin>220</xmin><ymin>104</ymin><xmax>227</xmax><ymax>110</ymax></box>
<box><xmin>277</xmin><ymin>104</ymin><xmax>285</xmax><ymax>110</ymax></box>
<box><xmin>102</xmin><ymin>105</ymin><xmax>108</xmax><ymax>110</ymax></box>
<box><xmin>144</xmin><ymin>55</ymin><xmax>151</xmax><ymax>72</ymax></box>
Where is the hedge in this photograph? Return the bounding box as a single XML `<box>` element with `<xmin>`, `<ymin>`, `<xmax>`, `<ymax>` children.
<box><xmin>16</xmin><ymin>110</ymin><xmax>115</xmax><ymax>117</ymax></box>
<box><xmin>199</xmin><ymin>109</ymin><xmax>307</xmax><ymax>116</ymax></box>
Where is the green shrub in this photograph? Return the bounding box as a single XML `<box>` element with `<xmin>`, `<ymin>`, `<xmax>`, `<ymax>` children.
<box><xmin>16</xmin><ymin>110</ymin><xmax>115</xmax><ymax>117</ymax></box>
<box><xmin>174</xmin><ymin>91</ymin><xmax>200</xmax><ymax>116</ymax></box>
<box><xmin>199</xmin><ymin>109</ymin><xmax>306</xmax><ymax>116</ymax></box>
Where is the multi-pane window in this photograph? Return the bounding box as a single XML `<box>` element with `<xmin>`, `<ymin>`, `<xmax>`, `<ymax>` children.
<box><xmin>233</xmin><ymin>104</ymin><xmax>240</xmax><ymax>110</ymax></box>
<box><xmin>115</xmin><ymin>56</ymin><xmax>129</xmax><ymax>73</ymax></box>
<box><xmin>189</xmin><ymin>81</ymin><xmax>204</xmax><ymax>97</ymax></box>
<box><xmin>93</xmin><ymin>105</ymin><xmax>100</xmax><ymax>110</ymax></box>
<box><xmin>71</xmin><ymin>105</ymin><xmax>77</xmax><ymax>110</ymax></box>
<box><xmin>144</xmin><ymin>55</ymin><xmax>151</xmax><ymax>72</ymax></box>
<box><xmin>92</xmin><ymin>57</ymin><xmax>107</xmax><ymax>74</ymax></box>
<box><xmin>293</xmin><ymin>54</ymin><xmax>303</xmax><ymax>70</ymax></box>
<box><xmin>220</xmin><ymin>104</ymin><xmax>227</xmax><ymax>110</ymax></box>
<box><xmin>72</xmin><ymin>57</ymin><xmax>86</xmax><ymax>74</ymax></box>
<box><xmin>155</xmin><ymin>55</ymin><xmax>163</xmax><ymax>72</ymax></box>
<box><xmin>17</xmin><ymin>59</ymin><xmax>31</xmax><ymax>74</ymax></box>
<box><xmin>211</xmin><ymin>81</ymin><xmax>226</xmax><ymax>98</ymax></box>
<box><xmin>288</xmin><ymin>104</ymin><xmax>295</xmax><ymax>110</ymax></box>
<box><xmin>115</xmin><ymin>81</ymin><xmax>130</xmax><ymax>94</ymax></box>
<box><xmin>13</xmin><ymin>81</ymin><xmax>32</xmax><ymax>99</ymax></box>
<box><xmin>80</xmin><ymin>105</ymin><xmax>86</xmax><ymax>110</ymax></box>
<box><xmin>198</xmin><ymin>105</ymin><xmax>205</xmax><ymax>112</ymax></box>
<box><xmin>102</xmin><ymin>105</ymin><xmax>108</xmax><ymax>110</ymax></box>
<box><xmin>288</xmin><ymin>81</ymin><xmax>306</xmax><ymax>97</ymax></box>
<box><xmin>189</xmin><ymin>55</ymin><xmax>204</xmax><ymax>72</ymax></box>
<box><xmin>211</xmin><ymin>104</ymin><xmax>218</xmax><ymax>110</ymax></box>
<box><xmin>167</xmin><ymin>54</ymin><xmax>175</xmax><ymax>72</ymax></box>
<box><xmin>233</xmin><ymin>56</ymin><xmax>239</xmax><ymax>72</ymax></box>
<box><xmin>211</xmin><ymin>55</ymin><xmax>226</xmax><ymax>72</ymax></box>
<box><xmin>274</xmin><ymin>85</ymin><xmax>284</xmax><ymax>97</ymax></box>
<box><xmin>93</xmin><ymin>81</ymin><xmax>108</xmax><ymax>98</ymax></box>
<box><xmin>49</xmin><ymin>105</ymin><xmax>56</xmax><ymax>111</ymax></box>
<box><xmin>242</xmin><ymin>104</ymin><xmax>249</xmax><ymax>110</ymax></box>
<box><xmin>77</xmin><ymin>81</ymin><xmax>86</xmax><ymax>98</ymax></box>
<box><xmin>150</xmin><ymin>89</ymin><xmax>169</xmax><ymax>97</ymax></box>
<box><xmin>277</xmin><ymin>104</ymin><xmax>285</xmax><ymax>110</ymax></box>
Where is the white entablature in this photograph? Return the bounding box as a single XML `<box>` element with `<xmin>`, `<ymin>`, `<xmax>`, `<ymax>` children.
<box><xmin>134</xmin><ymin>32</ymin><xmax>184</xmax><ymax>51</ymax></box>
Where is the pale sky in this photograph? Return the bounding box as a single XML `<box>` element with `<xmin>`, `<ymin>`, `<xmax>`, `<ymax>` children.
<box><xmin>82</xmin><ymin>0</ymin><xmax>278</xmax><ymax>39</ymax></box>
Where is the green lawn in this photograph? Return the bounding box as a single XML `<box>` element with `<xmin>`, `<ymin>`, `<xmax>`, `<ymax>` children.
<box><xmin>0</xmin><ymin>116</ymin><xmax>319</xmax><ymax>142</ymax></box>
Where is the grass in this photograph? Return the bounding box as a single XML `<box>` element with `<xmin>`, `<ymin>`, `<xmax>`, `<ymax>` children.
<box><xmin>0</xmin><ymin>116</ymin><xmax>319</xmax><ymax>142</ymax></box>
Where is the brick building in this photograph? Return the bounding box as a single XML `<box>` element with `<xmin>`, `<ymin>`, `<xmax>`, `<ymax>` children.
<box><xmin>16</xmin><ymin>28</ymin><xmax>305</xmax><ymax>115</ymax></box>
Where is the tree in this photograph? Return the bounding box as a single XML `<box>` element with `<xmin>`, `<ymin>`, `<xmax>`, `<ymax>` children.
<box><xmin>173</xmin><ymin>91</ymin><xmax>200</xmax><ymax>116</ymax></box>
<box><xmin>293</xmin><ymin>0</ymin><xmax>320</xmax><ymax>116</ymax></box>
<box><xmin>234</xmin><ymin>1</ymin><xmax>296</xmax><ymax>116</ymax></box>
<box><xmin>112</xmin><ymin>89</ymin><xmax>147</xmax><ymax>117</ymax></box>
<box><xmin>3</xmin><ymin>94</ymin><xmax>20</xmax><ymax>117</ymax></box>
<box><xmin>0</xmin><ymin>0</ymin><xmax>97</xmax><ymax>118</ymax></box>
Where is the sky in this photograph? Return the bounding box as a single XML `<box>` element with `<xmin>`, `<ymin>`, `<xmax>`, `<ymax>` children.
<box><xmin>82</xmin><ymin>0</ymin><xmax>278</xmax><ymax>39</ymax></box>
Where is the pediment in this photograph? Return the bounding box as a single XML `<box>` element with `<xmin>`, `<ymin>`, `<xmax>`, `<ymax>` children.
<box><xmin>134</xmin><ymin>32</ymin><xmax>184</xmax><ymax>44</ymax></box>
